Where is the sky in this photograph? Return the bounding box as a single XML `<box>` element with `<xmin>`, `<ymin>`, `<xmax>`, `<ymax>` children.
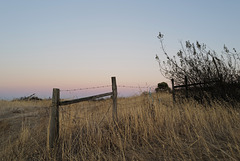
<box><xmin>1</xmin><ymin>0</ymin><xmax>240</xmax><ymax>99</ymax></box>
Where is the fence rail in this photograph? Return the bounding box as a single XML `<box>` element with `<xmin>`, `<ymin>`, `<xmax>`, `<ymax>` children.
<box><xmin>171</xmin><ymin>75</ymin><xmax>221</xmax><ymax>102</ymax></box>
<box><xmin>60</xmin><ymin>92</ymin><xmax>113</xmax><ymax>106</ymax></box>
<box><xmin>48</xmin><ymin>76</ymin><xmax>117</xmax><ymax>150</ymax></box>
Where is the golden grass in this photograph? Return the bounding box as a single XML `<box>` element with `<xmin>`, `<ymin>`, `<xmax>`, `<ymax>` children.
<box><xmin>0</xmin><ymin>93</ymin><xmax>240</xmax><ymax>160</ymax></box>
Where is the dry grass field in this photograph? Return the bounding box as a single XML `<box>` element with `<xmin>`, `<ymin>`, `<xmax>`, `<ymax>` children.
<box><xmin>0</xmin><ymin>93</ymin><xmax>240</xmax><ymax>160</ymax></box>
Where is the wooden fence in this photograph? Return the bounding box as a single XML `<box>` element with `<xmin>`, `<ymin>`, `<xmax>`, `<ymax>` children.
<box><xmin>48</xmin><ymin>77</ymin><xmax>117</xmax><ymax>150</ymax></box>
<box><xmin>171</xmin><ymin>76</ymin><xmax>220</xmax><ymax>102</ymax></box>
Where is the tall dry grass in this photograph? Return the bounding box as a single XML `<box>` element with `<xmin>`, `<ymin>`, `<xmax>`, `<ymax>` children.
<box><xmin>0</xmin><ymin>93</ymin><xmax>240</xmax><ymax>160</ymax></box>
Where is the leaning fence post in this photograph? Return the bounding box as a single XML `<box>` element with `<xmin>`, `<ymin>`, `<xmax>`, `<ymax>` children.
<box><xmin>185</xmin><ymin>75</ymin><xmax>189</xmax><ymax>99</ymax></box>
<box><xmin>171</xmin><ymin>78</ymin><xmax>176</xmax><ymax>103</ymax></box>
<box><xmin>111</xmin><ymin>77</ymin><xmax>117</xmax><ymax>122</ymax></box>
<box><xmin>49</xmin><ymin>88</ymin><xmax>60</xmax><ymax>150</ymax></box>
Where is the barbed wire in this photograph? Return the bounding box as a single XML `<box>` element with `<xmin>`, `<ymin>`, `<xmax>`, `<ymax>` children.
<box><xmin>97</xmin><ymin>102</ymin><xmax>112</xmax><ymax>126</ymax></box>
<box><xmin>60</xmin><ymin>85</ymin><xmax>111</xmax><ymax>92</ymax></box>
<box><xmin>117</xmin><ymin>85</ymin><xmax>157</xmax><ymax>89</ymax></box>
<box><xmin>61</xmin><ymin>85</ymin><xmax>157</xmax><ymax>92</ymax></box>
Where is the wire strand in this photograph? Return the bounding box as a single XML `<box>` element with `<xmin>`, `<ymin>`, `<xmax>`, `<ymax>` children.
<box><xmin>60</xmin><ymin>85</ymin><xmax>157</xmax><ymax>92</ymax></box>
<box><xmin>61</xmin><ymin>85</ymin><xmax>111</xmax><ymax>92</ymax></box>
<box><xmin>117</xmin><ymin>85</ymin><xmax>157</xmax><ymax>89</ymax></box>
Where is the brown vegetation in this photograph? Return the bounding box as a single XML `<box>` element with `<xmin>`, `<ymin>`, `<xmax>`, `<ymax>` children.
<box><xmin>0</xmin><ymin>93</ymin><xmax>240</xmax><ymax>160</ymax></box>
<box><xmin>156</xmin><ymin>33</ymin><xmax>240</xmax><ymax>102</ymax></box>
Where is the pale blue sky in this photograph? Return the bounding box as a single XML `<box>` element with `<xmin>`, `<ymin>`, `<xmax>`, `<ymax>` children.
<box><xmin>0</xmin><ymin>0</ymin><xmax>240</xmax><ymax>99</ymax></box>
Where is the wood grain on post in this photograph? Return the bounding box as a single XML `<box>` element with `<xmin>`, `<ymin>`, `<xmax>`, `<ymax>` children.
<box><xmin>171</xmin><ymin>79</ymin><xmax>176</xmax><ymax>103</ymax></box>
<box><xmin>112</xmin><ymin>77</ymin><xmax>117</xmax><ymax>122</ymax></box>
<box><xmin>49</xmin><ymin>88</ymin><xmax>60</xmax><ymax>149</ymax></box>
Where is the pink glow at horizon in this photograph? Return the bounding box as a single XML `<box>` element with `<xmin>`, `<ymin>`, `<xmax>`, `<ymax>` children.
<box><xmin>1</xmin><ymin>76</ymin><xmax>162</xmax><ymax>100</ymax></box>
<box><xmin>1</xmin><ymin>1</ymin><xmax>239</xmax><ymax>99</ymax></box>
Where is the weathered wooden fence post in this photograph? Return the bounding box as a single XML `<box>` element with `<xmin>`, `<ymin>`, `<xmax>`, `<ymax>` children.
<box><xmin>111</xmin><ymin>77</ymin><xmax>117</xmax><ymax>122</ymax></box>
<box><xmin>185</xmin><ymin>75</ymin><xmax>189</xmax><ymax>99</ymax></box>
<box><xmin>49</xmin><ymin>88</ymin><xmax>60</xmax><ymax>149</ymax></box>
<box><xmin>171</xmin><ymin>78</ymin><xmax>176</xmax><ymax>103</ymax></box>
